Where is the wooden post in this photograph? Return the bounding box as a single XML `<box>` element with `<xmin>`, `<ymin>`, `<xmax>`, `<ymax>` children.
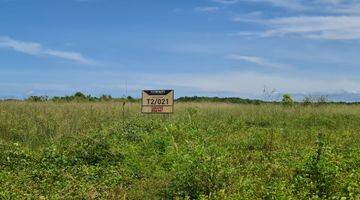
<box><xmin>122</xmin><ymin>101</ymin><xmax>126</xmax><ymax>118</ymax></box>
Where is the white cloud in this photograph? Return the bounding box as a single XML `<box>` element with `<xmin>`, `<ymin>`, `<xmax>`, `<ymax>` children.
<box><xmin>195</xmin><ymin>6</ymin><xmax>220</xmax><ymax>12</ymax></box>
<box><xmin>237</xmin><ymin>16</ymin><xmax>360</xmax><ymax>40</ymax></box>
<box><xmin>212</xmin><ymin>0</ymin><xmax>239</xmax><ymax>4</ymax></box>
<box><xmin>225</xmin><ymin>0</ymin><xmax>360</xmax><ymax>40</ymax></box>
<box><xmin>213</xmin><ymin>0</ymin><xmax>305</xmax><ymax>10</ymax></box>
<box><xmin>0</xmin><ymin>36</ymin><xmax>95</xmax><ymax>64</ymax></box>
<box><xmin>44</xmin><ymin>49</ymin><xmax>94</xmax><ymax>65</ymax></box>
<box><xmin>0</xmin><ymin>37</ymin><xmax>42</xmax><ymax>55</ymax></box>
<box><xmin>227</xmin><ymin>54</ymin><xmax>290</xmax><ymax>69</ymax></box>
<box><xmin>214</xmin><ymin>0</ymin><xmax>360</xmax><ymax>14</ymax></box>
<box><xmin>232</xmin><ymin>11</ymin><xmax>263</xmax><ymax>23</ymax></box>
<box><xmin>229</xmin><ymin>0</ymin><xmax>360</xmax><ymax>40</ymax></box>
<box><xmin>314</xmin><ymin>0</ymin><xmax>360</xmax><ymax>14</ymax></box>
<box><xmin>133</xmin><ymin>71</ymin><xmax>360</xmax><ymax>94</ymax></box>
<box><xmin>249</xmin><ymin>0</ymin><xmax>306</xmax><ymax>11</ymax></box>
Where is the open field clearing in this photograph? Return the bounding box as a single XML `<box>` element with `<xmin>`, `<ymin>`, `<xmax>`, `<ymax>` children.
<box><xmin>0</xmin><ymin>102</ymin><xmax>359</xmax><ymax>199</ymax></box>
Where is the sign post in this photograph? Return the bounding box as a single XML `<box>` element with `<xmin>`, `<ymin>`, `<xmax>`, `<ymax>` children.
<box><xmin>141</xmin><ymin>90</ymin><xmax>174</xmax><ymax>114</ymax></box>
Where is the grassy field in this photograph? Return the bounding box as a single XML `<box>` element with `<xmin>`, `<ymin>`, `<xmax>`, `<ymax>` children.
<box><xmin>0</xmin><ymin>102</ymin><xmax>359</xmax><ymax>199</ymax></box>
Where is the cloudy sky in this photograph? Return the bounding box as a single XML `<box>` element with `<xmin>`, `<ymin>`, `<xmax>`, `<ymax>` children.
<box><xmin>1</xmin><ymin>0</ymin><xmax>360</xmax><ymax>98</ymax></box>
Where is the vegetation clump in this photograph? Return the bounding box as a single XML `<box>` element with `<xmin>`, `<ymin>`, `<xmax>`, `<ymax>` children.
<box><xmin>26</xmin><ymin>92</ymin><xmax>138</xmax><ymax>103</ymax></box>
<box><xmin>282</xmin><ymin>94</ymin><xmax>294</xmax><ymax>106</ymax></box>
<box><xmin>0</xmin><ymin>102</ymin><xmax>359</xmax><ymax>199</ymax></box>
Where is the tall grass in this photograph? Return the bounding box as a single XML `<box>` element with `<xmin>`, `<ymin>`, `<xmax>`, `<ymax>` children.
<box><xmin>0</xmin><ymin>102</ymin><xmax>359</xmax><ymax>199</ymax></box>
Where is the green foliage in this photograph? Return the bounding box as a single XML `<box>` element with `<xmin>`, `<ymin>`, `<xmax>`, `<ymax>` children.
<box><xmin>293</xmin><ymin>133</ymin><xmax>338</xmax><ymax>199</ymax></box>
<box><xmin>70</xmin><ymin>135</ymin><xmax>125</xmax><ymax>165</ymax></box>
<box><xmin>282</xmin><ymin>94</ymin><xmax>294</xmax><ymax>106</ymax></box>
<box><xmin>27</xmin><ymin>95</ymin><xmax>48</xmax><ymax>102</ymax></box>
<box><xmin>27</xmin><ymin>92</ymin><xmax>137</xmax><ymax>103</ymax></box>
<box><xmin>100</xmin><ymin>94</ymin><xmax>112</xmax><ymax>102</ymax></box>
<box><xmin>302</xmin><ymin>95</ymin><xmax>329</xmax><ymax>106</ymax></box>
<box><xmin>316</xmin><ymin>95</ymin><xmax>328</xmax><ymax>105</ymax></box>
<box><xmin>302</xmin><ymin>95</ymin><xmax>314</xmax><ymax>105</ymax></box>
<box><xmin>74</xmin><ymin>91</ymin><xmax>86</xmax><ymax>99</ymax></box>
<box><xmin>177</xmin><ymin>96</ymin><xmax>264</xmax><ymax>104</ymax></box>
<box><xmin>0</xmin><ymin>102</ymin><xmax>359</xmax><ymax>199</ymax></box>
<box><xmin>166</xmin><ymin>144</ymin><xmax>232</xmax><ymax>199</ymax></box>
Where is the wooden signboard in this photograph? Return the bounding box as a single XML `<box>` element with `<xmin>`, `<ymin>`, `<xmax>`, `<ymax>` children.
<box><xmin>141</xmin><ymin>90</ymin><xmax>174</xmax><ymax>114</ymax></box>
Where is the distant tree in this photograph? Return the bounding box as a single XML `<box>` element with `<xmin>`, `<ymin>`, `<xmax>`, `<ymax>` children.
<box><xmin>27</xmin><ymin>96</ymin><xmax>48</xmax><ymax>102</ymax></box>
<box><xmin>86</xmin><ymin>95</ymin><xmax>97</xmax><ymax>102</ymax></box>
<box><xmin>176</xmin><ymin>96</ymin><xmax>266</xmax><ymax>104</ymax></box>
<box><xmin>100</xmin><ymin>94</ymin><xmax>112</xmax><ymax>102</ymax></box>
<box><xmin>52</xmin><ymin>96</ymin><xmax>61</xmax><ymax>102</ymax></box>
<box><xmin>302</xmin><ymin>95</ymin><xmax>314</xmax><ymax>106</ymax></box>
<box><xmin>316</xmin><ymin>95</ymin><xmax>328</xmax><ymax>105</ymax></box>
<box><xmin>282</xmin><ymin>94</ymin><xmax>294</xmax><ymax>106</ymax></box>
<box><xmin>74</xmin><ymin>92</ymin><xmax>86</xmax><ymax>99</ymax></box>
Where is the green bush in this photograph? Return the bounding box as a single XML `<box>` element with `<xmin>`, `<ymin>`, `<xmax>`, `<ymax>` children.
<box><xmin>282</xmin><ymin>94</ymin><xmax>294</xmax><ymax>106</ymax></box>
<box><xmin>166</xmin><ymin>144</ymin><xmax>232</xmax><ymax>199</ymax></box>
<box><xmin>293</xmin><ymin>134</ymin><xmax>339</xmax><ymax>199</ymax></box>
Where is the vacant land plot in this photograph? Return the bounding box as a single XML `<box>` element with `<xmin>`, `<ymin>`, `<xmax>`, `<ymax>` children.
<box><xmin>0</xmin><ymin>102</ymin><xmax>359</xmax><ymax>199</ymax></box>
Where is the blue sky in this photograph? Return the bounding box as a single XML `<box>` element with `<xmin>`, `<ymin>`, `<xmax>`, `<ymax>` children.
<box><xmin>1</xmin><ymin>0</ymin><xmax>360</xmax><ymax>98</ymax></box>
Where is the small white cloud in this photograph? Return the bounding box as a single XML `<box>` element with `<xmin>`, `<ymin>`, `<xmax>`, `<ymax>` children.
<box><xmin>0</xmin><ymin>36</ymin><xmax>42</xmax><ymax>55</ymax></box>
<box><xmin>0</xmin><ymin>36</ymin><xmax>95</xmax><ymax>65</ymax></box>
<box><xmin>195</xmin><ymin>6</ymin><xmax>220</xmax><ymax>12</ymax></box>
<box><xmin>253</xmin><ymin>0</ymin><xmax>306</xmax><ymax>11</ymax></box>
<box><xmin>212</xmin><ymin>0</ymin><xmax>238</xmax><ymax>4</ymax></box>
<box><xmin>44</xmin><ymin>49</ymin><xmax>95</xmax><ymax>65</ymax></box>
<box><xmin>227</xmin><ymin>54</ymin><xmax>290</xmax><ymax>69</ymax></box>
<box><xmin>232</xmin><ymin>11</ymin><xmax>263</xmax><ymax>23</ymax></box>
<box><xmin>214</xmin><ymin>0</ymin><xmax>360</xmax><ymax>14</ymax></box>
<box><xmin>213</xmin><ymin>0</ymin><xmax>305</xmax><ymax>10</ymax></box>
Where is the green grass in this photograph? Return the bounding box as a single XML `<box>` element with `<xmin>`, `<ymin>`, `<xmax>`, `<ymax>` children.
<box><xmin>0</xmin><ymin>102</ymin><xmax>359</xmax><ymax>199</ymax></box>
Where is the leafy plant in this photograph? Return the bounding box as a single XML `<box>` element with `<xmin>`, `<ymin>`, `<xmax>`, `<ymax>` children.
<box><xmin>282</xmin><ymin>94</ymin><xmax>294</xmax><ymax>106</ymax></box>
<box><xmin>293</xmin><ymin>133</ymin><xmax>338</xmax><ymax>199</ymax></box>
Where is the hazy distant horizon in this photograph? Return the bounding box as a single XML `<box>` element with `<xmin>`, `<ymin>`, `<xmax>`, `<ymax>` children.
<box><xmin>3</xmin><ymin>90</ymin><xmax>360</xmax><ymax>103</ymax></box>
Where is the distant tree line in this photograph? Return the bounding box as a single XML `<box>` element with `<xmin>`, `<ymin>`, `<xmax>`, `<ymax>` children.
<box><xmin>25</xmin><ymin>92</ymin><xmax>138</xmax><ymax>103</ymax></box>
<box><xmin>177</xmin><ymin>95</ymin><xmax>360</xmax><ymax>105</ymax></box>
<box><xmin>2</xmin><ymin>92</ymin><xmax>360</xmax><ymax>105</ymax></box>
<box><xmin>176</xmin><ymin>96</ymin><xmax>265</xmax><ymax>104</ymax></box>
